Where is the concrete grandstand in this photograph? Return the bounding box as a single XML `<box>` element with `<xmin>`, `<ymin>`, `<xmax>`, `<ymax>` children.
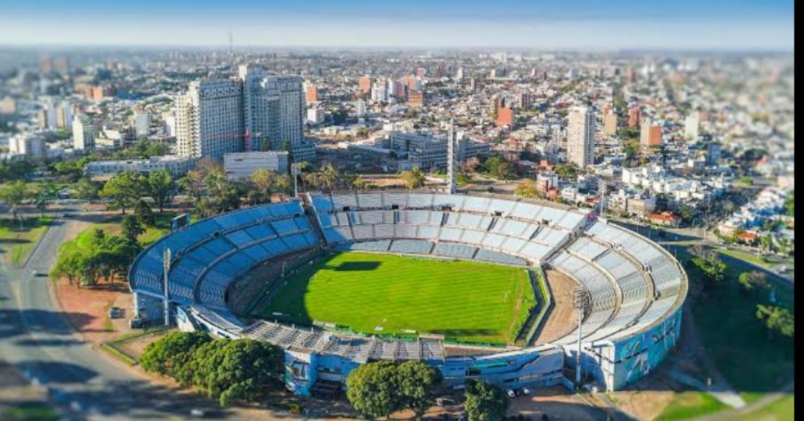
<box><xmin>128</xmin><ymin>191</ymin><xmax>687</xmax><ymax>396</ymax></box>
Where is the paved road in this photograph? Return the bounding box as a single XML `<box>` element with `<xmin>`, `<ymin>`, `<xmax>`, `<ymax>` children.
<box><xmin>0</xmin><ymin>215</ymin><xmax>242</xmax><ymax>420</ymax></box>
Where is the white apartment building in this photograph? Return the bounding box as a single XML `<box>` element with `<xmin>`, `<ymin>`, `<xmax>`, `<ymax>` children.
<box><xmin>684</xmin><ymin>113</ymin><xmax>700</xmax><ymax>140</ymax></box>
<box><xmin>223</xmin><ymin>151</ymin><xmax>289</xmax><ymax>180</ymax></box>
<box><xmin>72</xmin><ymin>114</ymin><xmax>95</xmax><ymax>150</ymax></box>
<box><xmin>176</xmin><ymin>79</ymin><xmax>245</xmax><ymax>160</ymax></box>
<box><xmin>134</xmin><ymin>110</ymin><xmax>151</xmax><ymax>138</ymax></box>
<box><xmin>9</xmin><ymin>133</ymin><xmax>47</xmax><ymax>159</ymax></box>
<box><xmin>307</xmin><ymin>107</ymin><xmax>325</xmax><ymax>125</ymax></box>
<box><xmin>567</xmin><ymin>105</ymin><xmax>595</xmax><ymax>167</ymax></box>
<box><xmin>239</xmin><ymin>65</ymin><xmax>306</xmax><ymax>152</ymax></box>
<box><xmin>355</xmin><ymin>99</ymin><xmax>367</xmax><ymax>117</ymax></box>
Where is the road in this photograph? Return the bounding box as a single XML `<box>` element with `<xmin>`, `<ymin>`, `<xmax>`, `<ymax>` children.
<box><xmin>0</xmin><ymin>214</ymin><xmax>242</xmax><ymax>420</ymax></box>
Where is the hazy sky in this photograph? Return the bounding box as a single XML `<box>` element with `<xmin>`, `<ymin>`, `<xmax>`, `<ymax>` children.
<box><xmin>0</xmin><ymin>0</ymin><xmax>794</xmax><ymax>50</ymax></box>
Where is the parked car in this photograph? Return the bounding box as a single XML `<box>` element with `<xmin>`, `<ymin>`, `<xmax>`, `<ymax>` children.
<box><xmin>108</xmin><ymin>307</ymin><xmax>123</xmax><ymax>319</ymax></box>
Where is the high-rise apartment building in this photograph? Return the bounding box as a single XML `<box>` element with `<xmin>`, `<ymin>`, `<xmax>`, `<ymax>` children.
<box><xmin>567</xmin><ymin>105</ymin><xmax>595</xmax><ymax>167</ymax></box>
<box><xmin>604</xmin><ymin>111</ymin><xmax>618</xmax><ymax>136</ymax></box>
<box><xmin>305</xmin><ymin>83</ymin><xmax>318</xmax><ymax>103</ymax></box>
<box><xmin>72</xmin><ymin>114</ymin><xmax>95</xmax><ymax>150</ymax></box>
<box><xmin>684</xmin><ymin>112</ymin><xmax>699</xmax><ymax>140</ymax></box>
<box><xmin>355</xmin><ymin>99</ymin><xmax>367</xmax><ymax>117</ymax></box>
<box><xmin>640</xmin><ymin>120</ymin><xmax>662</xmax><ymax>147</ymax></box>
<box><xmin>407</xmin><ymin>90</ymin><xmax>424</xmax><ymax>108</ymax></box>
<box><xmin>176</xmin><ymin>79</ymin><xmax>244</xmax><ymax>159</ymax></box>
<box><xmin>176</xmin><ymin>65</ymin><xmax>306</xmax><ymax>160</ymax></box>
<box><xmin>358</xmin><ymin>76</ymin><xmax>372</xmax><ymax>94</ymax></box>
<box><xmin>628</xmin><ymin>107</ymin><xmax>641</xmax><ymax>127</ymax></box>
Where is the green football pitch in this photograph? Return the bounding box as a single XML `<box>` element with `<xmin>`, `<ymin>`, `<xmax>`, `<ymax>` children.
<box><xmin>261</xmin><ymin>251</ymin><xmax>536</xmax><ymax>345</ymax></box>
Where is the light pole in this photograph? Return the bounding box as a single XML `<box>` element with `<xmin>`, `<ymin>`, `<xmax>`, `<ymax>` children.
<box><xmin>572</xmin><ymin>287</ymin><xmax>590</xmax><ymax>387</ymax></box>
<box><xmin>291</xmin><ymin>163</ymin><xmax>302</xmax><ymax>198</ymax></box>
<box><xmin>163</xmin><ymin>247</ymin><xmax>171</xmax><ymax>327</ymax></box>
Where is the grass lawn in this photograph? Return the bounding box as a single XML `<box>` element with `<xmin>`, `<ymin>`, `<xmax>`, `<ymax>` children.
<box><xmin>262</xmin><ymin>251</ymin><xmax>535</xmax><ymax>345</ymax></box>
<box><xmin>718</xmin><ymin>248</ymin><xmax>772</xmax><ymax>269</ymax></box>
<box><xmin>729</xmin><ymin>394</ymin><xmax>794</xmax><ymax>421</ymax></box>
<box><xmin>0</xmin><ymin>216</ymin><xmax>53</xmax><ymax>266</ymax></box>
<box><xmin>677</xmin><ymin>244</ymin><xmax>795</xmax><ymax>398</ymax></box>
<box><xmin>655</xmin><ymin>392</ymin><xmax>729</xmax><ymax>421</ymax></box>
<box><xmin>58</xmin><ymin>213</ymin><xmax>173</xmax><ymax>256</ymax></box>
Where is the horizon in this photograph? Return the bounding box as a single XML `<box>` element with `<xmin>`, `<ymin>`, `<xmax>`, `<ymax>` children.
<box><xmin>0</xmin><ymin>0</ymin><xmax>794</xmax><ymax>51</ymax></box>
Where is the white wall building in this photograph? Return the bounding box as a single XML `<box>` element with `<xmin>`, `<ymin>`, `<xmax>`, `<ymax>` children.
<box><xmin>84</xmin><ymin>155</ymin><xmax>198</xmax><ymax>178</ymax></box>
<box><xmin>567</xmin><ymin>105</ymin><xmax>595</xmax><ymax>167</ymax></box>
<box><xmin>307</xmin><ymin>107</ymin><xmax>325</xmax><ymax>125</ymax></box>
<box><xmin>223</xmin><ymin>151</ymin><xmax>289</xmax><ymax>180</ymax></box>
<box><xmin>9</xmin><ymin>133</ymin><xmax>46</xmax><ymax>159</ymax></box>
<box><xmin>176</xmin><ymin>79</ymin><xmax>245</xmax><ymax>160</ymax></box>
<box><xmin>72</xmin><ymin>114</ymin><xmax>95</xmax><ymax>150</ymax></box>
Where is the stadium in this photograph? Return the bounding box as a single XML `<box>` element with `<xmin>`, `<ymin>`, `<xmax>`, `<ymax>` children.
<box><xmin>128</xmin><ymin>191</ymin><xmax>687</xmax><ymax>397</ymax></box>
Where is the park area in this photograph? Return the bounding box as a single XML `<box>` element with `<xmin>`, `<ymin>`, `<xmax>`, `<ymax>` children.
<box><xmin>262</xmin><ymin>251</ymin><xmax>535</xmax><ymax>345</ymax></box>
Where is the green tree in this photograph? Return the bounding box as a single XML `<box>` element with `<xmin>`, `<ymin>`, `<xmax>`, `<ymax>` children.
<box><xmin>316</xmin><ymin>163</ymin><xmax>340</xmax><ymax>192</ymax></box>
<box><xmin>346</xmin><ymin>361</ymin><xmax>402</xmax><ymax>419</ymax></box>
<box><xmin>250</xmin><ymin>169</ymin><xmax>276</xmax><ymax>205</ymax></box>
<box><xmin>178</xmin><ymin>170</ymin><xmax>205</xmax><ymax>205</ymax></box>
<box><xmin>555</xmin><ymin>163</ymin><xmax>578</xmax><ymax>181</ymax></box>
<box><xmin>146</xmin><ymin>169</ymin><xmax>174</xmax><ymax>213</ymax></box>
<box><xmin>397</xmin><ymin>361</ymin><xmax>442</xmax><ymax>421</ymax></box>
<box><xmin>121</xmin><ymin>215</ymin><xmax>145</xmax><ymax>243</ymax></box>
<box><xmin>495</xmin><ymin>162</ymin><xmax>517</xmax><ymax>180</ymax></box>
<box><xmin>140</xmin><ymin>331</ymin><xmax>212</xmax><ymax>379</ymax></box>
<box><xmin>99</xmin><ymin>170</ymin><xmax>142</xmax><ymax>214</ymax></box>
<box><xmin>464</xmin><ymin>380</ymin><xmax>508</xmax><ymax>421</ymax></box>
<box><xmin>0</xmin><ymin>180</ymin><xmax>29</xmax><ymax>223</ymax></box>
<box><xmin>756</xmin><ymin>304</ymin><xmax>794</xmax><ymax>340</ymax></box>
<box><xmin>33</xmin><ymin>181</ymin><xmax>56</xmax><ymax>217</ymax></box>
<box><xmin>401</xmin><ymin>166</ymin><xmax>426</xmax><ymax>190</ymax></box>
<box><xmin>75</xmin><ymin>177</ymin><xmax>101</xmax><ymax>202</ymax></box>
<box><xmin>134</xmin><ymin>199</ymin><xmax>155</xmax><ymax>226</ymax></box>
<box><xmin>689</xmin><ymin>251</ymin><xmax>728</xmax><ymax>288</ymax></box>
<box><xmin>738</xmin><ymin>271</ymin><xmax>767</xmax><ymax>296</ymax></box>
<box><xmin>189</xmin><ymin>339</ymin><xmax>282</xmax><ymax>407</ymax></box>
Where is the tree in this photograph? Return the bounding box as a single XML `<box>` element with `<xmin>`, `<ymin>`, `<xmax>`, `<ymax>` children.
<box><xmin>397</xmin><ymin>361</ymin><xmax>442</xmax><ymax>421</ymax></box>
<box><xmin>49</xmin><ymin>251</ymin><xmax>83</xmax><ymax>286</ymax></box>
<box><xmin>189</xmin><ymin>339</ymin><xmax>282</xmax><ymax>407</ymax></box>
<box><xmin>689</xmin><ymin>251</ymin><xmax>727</xmax><ymax>288</ymax></box>
<box><xmin>99</xmin><ymin>170</ymin><xmax>142</xmax><ymax>214</ymax></box>
<box><xmin>464</xmin><ymin>380</ymin><xmax>508</xmax><ymax>421</ymax></box>
<box><xmin>346</xmin><ymin>361</ymin><xmax>401</xmax><ymax>420</ymax></box>
<box><xmin>135</xmin><ymin>199</ymin><xmax>155</xmax><ymax>226</ymax></box>
<box><xmin>250</xmin><ymin>169</ymin><xmax>276</xmax><ymax>205</ymax></box>
<box><xmin>33</xmin><ymin>181</ymin><xmax>56</xmax><ymax>217</ymax></box>
<box><xmin>515</xmin><ymin>179</ymin><xmax>541</xmax><ymax>199</ymax></box>
<box><xmin>146</xmin><ymin>169</ymin><xmax>174</xmax><ymax>213</ymax></box>
<box><xmin>121</xmin><ymin>215</ymin><xmax>145</xmax><ymax>243</ymax></box>
<box><xmin>140</xmin><ymin>331</ymin><xmax>212</xmax><ymax>379</ymax></box>
<box><xmin>401</xmin><ymin>166</ymin><xmax>426</xmax><ymax>190</ymax></box>
<box><xmin>0</xmin><ymin>180</ymin><xmax>29</xmax><ymax>223</ymax></box>
<box><xmin>317</xmin><ymin>163</ymin><xmax>340</xmax><ymax>192</ymax></box>
<box><xmin>75</xmin><ymin>177</ymin><xmax>101</xmax><ymax>202</ymax></box>
<box><xmin>554</xmin><ymin>163</ymin><xmax>578</xmax><ymax>181</ymax></box>
<box><xmin>495</xmin><ymin>162</ymin><xmax>517</xmax><ymax>180</ymax></box>
<box><xmin>756</xmin><ymin>304</ymin><xmax>794</xmax><ymax>340</ymax></box>
<box><xmin>178</xmin><ymin>170</ymin><xmax>205</xmax><ymax>205</ymax></box>
<box><xmin>738</xmin><ymin>271</ymin><xmax>767</xmax><ymax>296</ymax></box>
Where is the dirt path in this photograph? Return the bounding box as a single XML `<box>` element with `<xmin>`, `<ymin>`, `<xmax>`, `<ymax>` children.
<box><xmin>535</xmin><ymin>269</ymin><xmax>580</xmax><ymax>344</ymax></box>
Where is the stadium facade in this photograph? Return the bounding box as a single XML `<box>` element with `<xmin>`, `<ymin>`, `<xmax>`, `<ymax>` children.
<box><xmin>129</xmin><ymin>191</ymin><xmax>686</xmax><ymax>396</ymax></box>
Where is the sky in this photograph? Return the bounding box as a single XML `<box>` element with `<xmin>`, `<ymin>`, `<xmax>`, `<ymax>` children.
<box><xmin>0</xmin><ymin>0</ymin><xmax>794</xmax><ymax>50</ymax></box>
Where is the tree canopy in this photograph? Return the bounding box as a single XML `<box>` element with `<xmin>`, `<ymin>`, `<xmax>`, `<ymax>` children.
<box><xmin>464</xmin><ymin>379</ymin><xmax>508</xmax><ymax>421</ymax></box>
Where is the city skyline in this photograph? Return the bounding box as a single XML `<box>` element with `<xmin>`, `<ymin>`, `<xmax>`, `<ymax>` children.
<box><xmin>0</xmin><ymin>0</ymin><xmax>794</xmax><ymax>50</ymax></box>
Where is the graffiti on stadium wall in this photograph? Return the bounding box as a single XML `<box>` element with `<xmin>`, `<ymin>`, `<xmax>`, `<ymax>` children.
<box><xmin>611</xmin><ymin>308</ymin><xmax>683</xmax><ymax>388</ymax></box>
<box><xmin>284</xmin><ymin>350</ymin><xmax>317</xmax><ymax>397</ymax></box>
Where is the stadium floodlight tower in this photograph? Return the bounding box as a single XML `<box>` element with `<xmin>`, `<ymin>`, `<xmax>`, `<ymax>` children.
<box><xmin>291</xmin><ymin>162</ymin><xmax>302</xmax><ymax>198</ymax></box>
<box><xmin>162</xmin><ymin>247</ymin><xmax>171</xmax><ymax>327</ymax></box>
<box><xmin>572</xmin><ymin>286</ymin><xmax>591</xmax><ymax>387</ymax></box>
<box><xmin>446</xmin><ymin>119</ymin><xmax>458</xmax><ymax>194</ymax></box>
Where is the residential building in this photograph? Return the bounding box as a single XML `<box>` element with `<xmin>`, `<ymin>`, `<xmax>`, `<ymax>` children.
<box><xmin>355</xmin><ymin>99</ymin><xmax>367</xmax><ymax>117</ymax></box>
<box><xmin>567</xmin><ymin>105</ymin><xmax>595</xmax><ymax>167</ymax></box>
<box><xmin>176</xmin><ymin>78</ymin><xmax>244</xmax><ymax>159</ymax></box>
<box><xmin>408</xmin><ymin>90</ymin><xmax>424</xmax><ymax>108</ymax></box>
<box><xmin>358</xmin><ymin>76</ymin><xmax>372</xmax><ymax>94</ymax></box>
<box><xmin>603</xmin><ymin>112</ymin><xmax>617</xmax><ymax>136</ymax></box>
<box><xmin>9</xmin><ymin>133</ymin><xmax>46</xmax><ymax>159</ymax></box>
<box><xmin>307</xmin><ymin>107</ymin><xmax>325</xmax><ymax>125</ymax></box>
<box><xmin>684</xmin><ymin>112</ymin><xmax>700</xmax><ymax>140</ymax></box>
<box><xmin>640</xmin><ymin>120</ymin><xmax>662</xmax><ymax>146</ymax></box>
<box><xmin>72</xmin><ymin>114</ymin><xmax>95</xmax><ymax>150</ymax></box>
<box><xmin>628</xmin><ymin>107</ymin><xmax>640</xmax><ymax>127</ymax></box>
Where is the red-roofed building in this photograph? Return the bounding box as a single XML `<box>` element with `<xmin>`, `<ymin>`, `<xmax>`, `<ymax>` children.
<box><xmin>648</xmin><ymin>212</ymin><xmax>681</xmax><ymax>227</ymax></box>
